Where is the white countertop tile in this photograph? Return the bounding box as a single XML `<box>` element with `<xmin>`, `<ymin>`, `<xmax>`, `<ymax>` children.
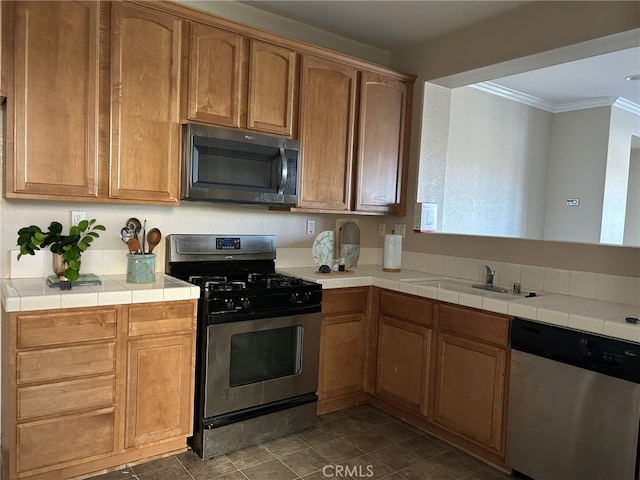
<box><xmin>1</xmin><ymin>274</ymin><xmax>195</xmax><ymax>312</ymax></box>
<box><xmin>6</xmin><ymin>265</ymin><xmax>636</xmax><ymax>345</ymax></box>
<box><xmin>278</xmin><ymin>265</ymin><xmax>640</xmax><ymax>344</ymax></box>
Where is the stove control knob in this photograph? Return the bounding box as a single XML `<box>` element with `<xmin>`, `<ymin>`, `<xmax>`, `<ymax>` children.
<box><xmin>289</xmin><ymin>293</ymin><xmax>300</xmax><ymax>304</ymax></box>
<box><xmin>302</xmin><ymin>292</ymin><xmax>311</xmax><ymax>304</ymax></box>
<box><xmin>224</xmin><ymin>298</ymin><xmax>235</xmax><ymax>310</ymax></box>
<box><xmin>241</xmin><ymin>298</ymin><xmax>250</xmax><ymax>309</ymax></box>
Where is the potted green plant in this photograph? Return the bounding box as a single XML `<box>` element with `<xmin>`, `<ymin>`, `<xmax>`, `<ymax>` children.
<box><xmin>17</xmin><ymin>219</ymin><xmax>106</xmax><ymax>283</ymax></box>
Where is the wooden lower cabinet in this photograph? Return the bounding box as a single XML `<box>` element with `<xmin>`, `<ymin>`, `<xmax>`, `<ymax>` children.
<box><xmin>2</xmin><ymin>300</ymin><xmax>197</xmax><ymax>480</ymax></box>
<box><xmin>317</xmin><ymin>287</ymin><xmax>369</xmax><ymax>413</ymax></box>
<box><xmin>433</xmin><ymin>304</ymin><xmax>510</xmax><ymax>458</ymax></box>
<box><xmin>125</xmin><ymin>334</ymin><xmax>194</xmax><ymax>448</ymax></box>
<box><xmin>375</xmin><ymin>290</ymin><xmax>434</xmax><ymax>414</ymax></box>
<box><xmin>370</xmin><ymin>290</ymin><xmax>511</xmax><ymax>467</ymax></box>
<box><xmin>433</xmin><ymin>332</ymin><xmax>507</xmax><ymax>454</ymax></box>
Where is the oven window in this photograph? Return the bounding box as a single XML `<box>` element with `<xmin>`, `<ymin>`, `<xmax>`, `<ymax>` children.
<box><xmin>229</xmin><ymin>326</ymin><xmax>302</xmax><ymax>387</ymax></box>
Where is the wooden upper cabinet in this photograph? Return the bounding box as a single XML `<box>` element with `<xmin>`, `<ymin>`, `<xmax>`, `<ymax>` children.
<box><xmin>186</xmin><ymin>22</ymin><xmax>245</xmax><ymax>128</ymax></box>
<box><xmin>186</xmin><ymin>23</ymin><xmax>297</xmax><ymax>136</ymax></box>
<box><xmin>298</xmin><ymin>55</ymin><xmax>357</xmax><ymax>211</ymax></box>
<box><xmin>355</xmin><ymin>72</ymin><xmax>410</xmax><ymax>215</ymax></box>
<box><xmin>247</xmin><ymin>40</ymin><xmax>297</xmax><ymax>136</ymax></box>
<box><xmin>110</xmin><ymin>2</ymin><xmax>181</xmax><ymax>203</ymax></box>
<box><xmin>5</xmin><ymin>1</ymin><xmax>100</xmax><ymax>199</ymax></box>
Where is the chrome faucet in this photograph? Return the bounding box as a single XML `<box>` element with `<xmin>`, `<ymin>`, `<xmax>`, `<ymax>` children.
<box><xmin>484</xmin><ymin>265</ymin><xmax>495</xmax><ymax>287</ymax></box>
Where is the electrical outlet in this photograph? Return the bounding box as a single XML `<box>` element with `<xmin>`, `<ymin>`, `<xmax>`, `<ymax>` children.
<box><xmin>378</xmin><ymin>223</ymin><xmax>386</xmax><ymax>237</ymax></box>
<box><xmin>306</xmin><ymin>219</ymin><xmax>316</xmax><ymax>235</ymax></box>
<box><xmin>71</xmin><ymin>210</ymin><xmax>85</xmax><ymax>226</ymax></box>
<box><xmin>395</xmin><ymin>224</ymin><xmax>406</xmax><ymax>238</ymax></box>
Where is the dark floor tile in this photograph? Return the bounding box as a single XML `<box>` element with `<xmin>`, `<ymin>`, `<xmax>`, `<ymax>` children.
<box><xmin>343</xmin><ymin>429</ymin><xmax>394</xmax><ymax>453</ymax></box>
<box><xmin>295</xmin><ymin>424</ymin><xmax>339</xmax><ymax>446</ymax></box>
<box><xmin>316</xmin><ymin>410</ymin><xmax>348</xmax><ymax>426</ymax></box>
<box><xmin>398</xmin><ymin>458</ymin><xmax>458</xmax><ymax>480</ymax></box>
<box><xmin>320</xmin><ymin>416</ymin><xmax>370</xmax><ymax>437</ymax></box>
<box><xmin>399</xmin><ymin>450</ymin><xmax>486</xmax><ymax>480</ymax></box>
<box><xmin>434</xmin><ymin>450</ymin><xmax>486</xmax><ymax>478</ymax></box>
<box><xmin>465</xmin><ymin>467</ymin><xmax>513</xmax><ymax>480</ymax></box>
<box><xmin>371</xmin><ymin>420</ymin><xmax>420</xmax><ymax>443</ymax></box>
<box><xmin>343</xmin><ymin>454</ymin><xmax>393</xmax><ymax>480</ymax></box>
<box><xmin>88</xmin><ymin>469</ymin><xmax>137</xmax><ymax>480</ymax></box>
<box><xmin>214</xmin><ymin>472</ymin><xmax>248</xmax><ymax>480</ymax></box>
<box><xmin>261</xmin><ymin>434</ymin><xmax>309</xmax><ymax>458</ymax></box>
<box><xmin>226</xmin><ymin>445</ymin><xmax>275</xmax><ymax>470</ymax></box>
<box><xmin>342</xmin><ymin>405</ymin><xmax>395</xmax><ymax>427</ymax></box>
<box><xmin>241</xmin><ymin>459</ymin><xmax>297</xmax><ymax>480</ymax></box>
<box><xmin>312</xmin><ymin>437</ymin><xmax>365</xmax><ymax>463</ymax></box>
<box><xmin>136</xmin><ymin>462</ymin><xmax>193</xmax><ymax>480</ymax></box>
<box><xmin>131</xmin><ymin>456</ymin><xmax>184</xmax><ymax>475</ymax></box>
<box><xmin>299</xmin><ymin>470</ymin><xmax>353</xmax><ymax>480</ymax></box>
<box><xmin>373</xmin><ymin>444</ymin><xmax>422</xmax><ymax>471</ymax></box>
<box><xmin>279</xmin><ymin>447</ymin><xmax>329</xmax><ymax>477</ymax></box>
<box><xmin>177</xmin><ymin>452</ymin><xmax>238</xmax><ymax>479</ymax></box>
<box><xmin>399</xmin><ymin>433</ymin><xmax>453</xmax><ymax>459</ymax></box>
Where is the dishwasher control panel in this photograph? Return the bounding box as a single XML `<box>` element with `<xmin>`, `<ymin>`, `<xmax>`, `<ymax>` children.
<box><xmin>511</xmin><ymin>318</ymin><xmax>640</xmax><ymax>384</ymax></box>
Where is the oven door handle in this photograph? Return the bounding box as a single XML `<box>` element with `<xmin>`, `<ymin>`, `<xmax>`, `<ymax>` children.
<box><xmin>277</xmin><ymin>146</ymin><xmax>288</xmax><ymax>194</ymax></box>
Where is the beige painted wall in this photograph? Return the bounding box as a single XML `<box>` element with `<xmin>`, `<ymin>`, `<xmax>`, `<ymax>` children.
<box><xmin>389</xmin><ymin>1</ymin><xmax>640</xmax><ymax>277</ymax></box>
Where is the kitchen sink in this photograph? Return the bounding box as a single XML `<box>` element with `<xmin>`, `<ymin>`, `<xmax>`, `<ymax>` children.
<box><xmin>404</xmin><ymin>278</ymin><xmax>526</xmax><ymax>298</ymax></box>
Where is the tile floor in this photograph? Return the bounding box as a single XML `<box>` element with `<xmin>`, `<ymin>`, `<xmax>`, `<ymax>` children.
<box><xmin>89</xmin><ymin>405</ymin><xmax>512</xmax><ymax>480</ymax></box>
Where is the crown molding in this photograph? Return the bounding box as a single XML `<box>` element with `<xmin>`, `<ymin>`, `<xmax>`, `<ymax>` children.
<box><xmin>471</xmin><ymin>81</ymin><xmax>640</xmax><ymax>116</ymax></box>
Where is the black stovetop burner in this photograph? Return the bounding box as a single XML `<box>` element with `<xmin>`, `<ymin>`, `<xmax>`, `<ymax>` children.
<box><xmin>188</xmin><ymin>272</ymin><xmax>309</xmax><ymax>296</ymax></box>
<box><xmin>165</xmin><ymin>234</ymin><xmax>322</xmax><ymax>323</ymax></box>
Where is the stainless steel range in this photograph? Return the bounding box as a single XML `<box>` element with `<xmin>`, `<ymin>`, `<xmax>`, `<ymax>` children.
<box><xmin>166</xmin><ymin>234</ymin><xmax>322</xmax><ymax>459</ymax></box>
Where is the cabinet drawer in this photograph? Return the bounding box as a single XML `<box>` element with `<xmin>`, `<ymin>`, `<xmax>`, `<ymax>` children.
<box><xmin>127</xmin><ymin>301</ymin><xmax>196</xmax><ymax>337</ymax></box>
<box><xmin>380</xmin><ymin>290</ymin><xmax>434</xmax><ymax>326</ymax></box>
<box><xmin>17</xmin><ymin>343</ymin><xmax>116</xmax><ymax>385</ymax></box>
<box><xmin>322</xmin><ymin>288</ymin><xmax>368</xmax><ymax>315</ymax></box>
<box><xmin>16</xmin><ymin>308</ymin><xmax>117</xmax><ymax>348</ymax></box>
<box><xmin>17</xmin><ymin>375</ymin><xmax>115</xmax><ymax>421</ymax></box>
<box><xmin>438</xmin><ymin>304</ymin><xmax>510</xmax><ymax>347</ymax></box>
<box><xmin>17</xmin><ymin>408</ymin><xmax>115</xmax><ymax>473</ymax></box>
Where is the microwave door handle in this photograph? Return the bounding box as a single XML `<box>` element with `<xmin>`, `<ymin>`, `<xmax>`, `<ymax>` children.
<box><xmin>277</xmin><ymin>146</ymin><xmax>288</xmax><ymax>194</ymax></box>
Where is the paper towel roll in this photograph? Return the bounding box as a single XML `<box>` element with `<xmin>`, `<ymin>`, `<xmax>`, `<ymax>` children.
<box><xmin>383</xmin><ymin>234</ymin><xmax>402</xmax><ymax>272</ymax></box>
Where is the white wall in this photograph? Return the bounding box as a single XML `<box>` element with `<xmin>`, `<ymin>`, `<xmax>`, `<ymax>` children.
<box><xmin>624</xmin><ymin>143</ymin><xmax>640</xmax><ymax>245</ymax></box>
<box><xmin>600</xmin><ymin>105</ymin><xmax>640</xmax><ymax>244</ymax></box>
<box><xmin>420</xmin><ymin>86</ymin><xmax>552</xmax><ymax>238</ymax></box>
<box><xmin>543</xmin><ymin>107</ymin><xmax>611</xmax><ymax>243</ymax></box>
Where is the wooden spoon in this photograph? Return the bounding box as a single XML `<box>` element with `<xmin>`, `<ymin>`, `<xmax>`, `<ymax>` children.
<box><xmin>146</xmin><ymin>228</ymin><xmax>162</xmax><ymax>254</ymax></box>
<box><xmin>127</xmin><ymin>238</ymin><xmax>140</xmax><ymax>254</ymax></box>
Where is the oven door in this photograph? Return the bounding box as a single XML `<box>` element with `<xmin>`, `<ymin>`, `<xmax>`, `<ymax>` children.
<box><xmin>204</xmin><ymin>312</ymin><xmax>320</xmax><ymax>418</ymax></box>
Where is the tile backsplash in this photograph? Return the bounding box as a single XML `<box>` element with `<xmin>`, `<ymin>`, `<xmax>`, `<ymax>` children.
<box><xmin>8</xmin><ymin>247</ymin><xmax>639</xmax><ymax>306</ymax></box>
<box><xmin>400</xmin><ymin>251</ymin><xmax>639</xmax><ymax>306</ymax></box>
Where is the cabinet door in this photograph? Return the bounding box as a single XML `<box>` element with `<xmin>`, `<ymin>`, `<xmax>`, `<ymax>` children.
<box><xmin>376</xmin><ymin>316</ymin><xmax>431</xmax><ymax>413</ymax></box>
<box><xmin>355</xmin><ymin>72</ymin><xmax>410</xmax><ymax>214</ymax></box>
<box><xmin>248</xmin><ymin>40</ymin><xmax>297</xmax><ymax>136</ymax></box>
<box><xmin>110</xmin><ymin>3</ymin><xmax>181</xmax><ymax>203</ymax></box>
<box><xmin>187</xmin><ymin>22</ymin><xmax>245</xmax><ymax>127</ymax></box>
<box><xmin>318</xmin><ymin>313</ymin><xmax>367</xmax><ymax>402</ymax></box>
<box><xmin>433</xmin><ymin>332</ymin><xmax>507</xmax><ymax>454</ymax></box>
<box><xmin>7</xmin><ymin>1</ymin><xmax>100</xmax><ymax>199</ymax></box>
<box><xmin>298</xmin><ymin>55</ymin><xmax>357</xmax><ymax>211</ymax></box>
<box><xmin>125</xmin><ymin>334</ymin><xmax>194</xmax><ymax>448</ymax></box>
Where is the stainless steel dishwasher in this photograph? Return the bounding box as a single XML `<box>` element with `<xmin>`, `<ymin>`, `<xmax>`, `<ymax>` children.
<box><xmin>506</xmin><ymin>318</ymin><xmax>640</xmax><ymax>480</ymax></box>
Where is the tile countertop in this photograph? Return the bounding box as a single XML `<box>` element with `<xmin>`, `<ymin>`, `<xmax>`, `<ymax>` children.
<box><xmin>1</xmin><ymin>274</ymin><xmax>200</xmax><ymax>312</ymax></box>
<box><xmin>278</xmin><ymin>265</ymin><xmax>640</xmax><ymax>344</ymax></box>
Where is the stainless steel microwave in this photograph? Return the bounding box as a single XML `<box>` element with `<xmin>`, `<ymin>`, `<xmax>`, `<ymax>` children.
<box><xmin>182</xmin><ymin>124</ymin><xmax>299</xmax><ymax>206</ymax></box>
